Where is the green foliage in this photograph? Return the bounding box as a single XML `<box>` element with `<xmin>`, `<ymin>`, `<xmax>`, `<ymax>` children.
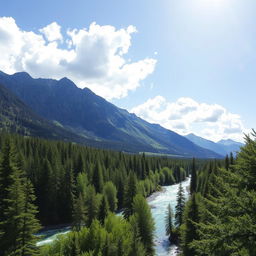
<box><xmin>92</xmin><ymin>162</ymin><xmax>104</xmax><ymax>193</ymax></box>
<box><xmin>132</xmin><ymin>194</ymin><xmax>155</xmax><ymax>256</ymax></box>
<box><xmin>0</xmin><ymin>132</ymin><xmax>190</xmax><ymax>226</ymax></box>
<box><xmin>0</xmin><ymin>132</ymin><xmax>193</xmax><ymax>255</ymax></box>
<box><xmin>73</xmin><ymin>193</ymin><xmax>86</xmax><ymax>231</ymax></box>
<box><xmin>190</xmin><ymin>158</ymin><xmax>197</xmax><ymax>194</ymax></box>
<box><xmin>98</xmin><ymin>196</ymin><xmax>109</xmax><ymax>225</ymax></box>
<box><xmin>40</xmin><ymin>214</ymin><xmax>148</xmax><ymax>256</ymax></box>
<box><xmin>175</xmin><ymin>183</ymin><xmax>185</xmax><ymax>227</ymax></box>
<box><xmin>123</xmin><ymin>172</ymin><xmax>138</xmax><ymax>219</ymax></box>
<box><xmin>181</xmin><ymin>131</ymin><xmax>256</xmax><ymax>256</ymax></box>
<box><xmin>0</xmin><ymin>140</ymin><xmax>40</xmax><ymax>256</ymax></box>
<box><xmin>84</xmin><ymin>185</ymin><xmax>98</xmax><ymax>227</ymax></box>
<box><xmin>103</xmin><ymin>182</ymin><xmax>117</xmax><ymax>212</ymax></box>
<box><xmin>165</xmin><ymin>204</ymin><xmax>174</xmax><ymax>240</ymax></box>
<box><xmin>180</xmin><ymin>193</ymin><xmax>199</xmax><ymax>256</ymax></box>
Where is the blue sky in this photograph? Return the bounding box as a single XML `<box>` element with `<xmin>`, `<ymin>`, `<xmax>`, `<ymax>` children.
<box><xmin>0</xmin><ymin>0</ymin><xmax>255</xmax><ymax>142</ymax></box>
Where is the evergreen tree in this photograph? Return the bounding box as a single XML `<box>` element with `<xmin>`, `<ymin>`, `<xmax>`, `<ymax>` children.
<box><xmin>181</xmin><ymin>193</ymin><xmax>199</xmax><ymax>256</ymax></box>
<box><xmin>20</xmin><ymin>179</ymin><xmax>41</xmax><ymax>256</ymax></box>
<box><xmin>85</xmin><ymin>185</ymin><xmax>98</xmax><ymax>226</ymax></box>
<box><xmin>123</xmin><ymin>172</ymin><xmax>138</xmax><ymax>219</ymax></box>
<box><xmin>190</xmin><ymin>132</ymin><xmax>256</xmax><ymax>255</ymax></box>
<box><xmin>72</xmin><ymin>193</ymin><xmax>86</xmax><ymax>231</ymax></box>
<box><xmin>98</xmin><ymin>195</ymin><xmax>109</xmax><ymax>225</ymax></box>
<box><xmin>129</xmin><ymin>215</ymin><xmax>146</xmax><ymax>256</ymax></box>
<box><xmin>0</xmin><ymin>140</ymin><xmax>12</xmax><ymax>224</ymax></box>
<box><xmin>76</xmin><ymin>172</ymin><xmax>88</xmax><ymax>198</ymax></box>
<box><xmin>175</xmin><ymin>183</ymin><xmax>185</xmax><ymax>227</ymax></box>
<box><xmin>132</xmin><ymin>194</ymin><xmax>155</xmax><ymax>256</ymax></box>
<box><xmin>103</xmin><ymin>181</ymin><xmax>117</xmax><ymax>212</ymax></box>
<box><xmin>0</xmin><ymin>141</ymin><xmax>40</xmax><ymax>256</ymax></box>
<box><xmin>92</xmin><ymin>162</ymin><xmax>104</xmax><ymax>193</ymax></box>
<box><xmin>190</xmin><ymin>158</ymin><xmax>197</xmax><ymax>194</ymax></box>
<box><xmin>165</xmin><ymin>204</ymin><xmax>174</xmax><ymax>242</ymax></box>
<box><xmin>225</xmin><ymin>154</ymin><xmax>229</xmax><ymax>170</ymax></box>
<box><xmin>230</xmin><ymin>152</ymin><xmax>234</xmax><ymax>165</ymax></box>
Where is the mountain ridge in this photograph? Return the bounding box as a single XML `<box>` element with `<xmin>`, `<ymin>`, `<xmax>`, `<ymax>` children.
<box><xmin>185</xmin><ymin>133</ymin><xmax>243</xmax><ymax>156</ymax></box>
<box><xmin>0</xmin><ymin>71</ymin><xmax>222</xmax><ymax>158</ymax></box>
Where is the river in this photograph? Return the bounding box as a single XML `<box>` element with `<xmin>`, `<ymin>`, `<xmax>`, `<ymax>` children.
<box><xmin>37</xmin><ymin>177</ymin><xmax>191</xmax><ymax>255</ymax></box>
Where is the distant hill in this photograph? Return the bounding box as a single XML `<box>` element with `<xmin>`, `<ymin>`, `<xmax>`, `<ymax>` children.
<box><xmin>217</xmin><ymin>139</ymin><xmax>244</xmax><ymax>155</ymax></box>
<box><xmin>0</xmin><ymin>71</ymin><xmax>222</xmax><ymax>158</ymax></box>
<box><xmin>185</xmin><ymin>133</ymin><xmax>243</xmax><ymax>156</ymax></box>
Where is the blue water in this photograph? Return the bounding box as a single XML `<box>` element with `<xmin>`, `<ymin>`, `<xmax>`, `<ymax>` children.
<box><xmin>37</xmin><ymin>177</ymin><xmax>190</xmax><ymax>255</ymax></box>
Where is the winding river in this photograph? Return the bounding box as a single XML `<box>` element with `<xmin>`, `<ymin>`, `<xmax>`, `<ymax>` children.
<box><xmin>37</xmin><ymin>177</ymin><xmax>191</xmax><ymax>255</ymax></box>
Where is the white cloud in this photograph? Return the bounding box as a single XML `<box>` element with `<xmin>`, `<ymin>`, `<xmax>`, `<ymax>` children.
<box><xmin>39</xmin><ymin>22</ymin><xmax>63</xmax><ymax>42</ymax></box>
<box><xmin>0</xmin><ymin>17</ymin><xmax>156</xmax><ymax>99</ymax></box>
<box><xmin>131</xmin><ymin>96</ymin><xmax>247</xmax><ymax>142</ymax></box>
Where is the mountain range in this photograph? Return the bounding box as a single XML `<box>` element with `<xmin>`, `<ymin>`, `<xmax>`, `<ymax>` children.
<box><xmin>0</xmin><ymin>70</ymin><xmax>241</xmax><ymax>158</ymax></box>
<box><xmin>185</xmin><ymin>133</ymin><xmax>243</xmax><ymax>156</ymax></box>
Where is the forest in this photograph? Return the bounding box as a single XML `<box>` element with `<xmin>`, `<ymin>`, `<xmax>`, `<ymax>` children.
<box><xmin>0</xmin><ymin>132</ymin><xmax>191</xmax><ymax>256</ymax></box>
<box><xmin>167</xmin><ymin>131</ymin><xmax>256</xmax><ymax>256</ymax></box>
<box><xmin>0</xmin><ymin>131</ymin><xmax>255</xmax><ymax>256</ymax></box>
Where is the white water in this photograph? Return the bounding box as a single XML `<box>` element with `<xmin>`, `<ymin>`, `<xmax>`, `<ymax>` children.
<box><xmin>148</xmin><ymin>177</ymin><xmax>190</xmax><ymax>255</ymax></box>
<box><xmin>36</xmin><ymin>226</ymin><xmax>71</xmax><ymax>246</ymax></box>
<box><xmin>37</xmin><ymin>177</ymin><xmax>191</xmax><ymax>255</ymax></box>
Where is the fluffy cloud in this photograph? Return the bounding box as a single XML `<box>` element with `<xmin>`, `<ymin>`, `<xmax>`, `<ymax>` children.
<box><xmin>0</xmin><ymin>17</ymin><xmax>156</xmax><ymax>99</ymax></box>
<box><xmin>131</xmin><ymin>96</ymin><xmax>247</xmax><ymax>142</ymax></box>
<box><xmin>39</xmin><ymin>22</ymin><xmax>63</xmax><ymax>42</ymax></box>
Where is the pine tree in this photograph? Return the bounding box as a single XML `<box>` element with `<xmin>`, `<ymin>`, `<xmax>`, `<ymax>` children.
<box><xmin>20</xmin><ymin>179</ymin><xmax>41</xmax><ymax>256</ymax></box>
<box><xmin>175</xmin><ymin>183</ymin><xmax>185</xmax><ymax>227</ymax></box>
<box><xmin>190</xmin><ymin>158</ymin><xmax>197</xmax><ymax>194</ymax></box>
<box><xmin>72</xmin><ymin>193</ymin><xmax>86</xmax><ymax>231</ymax></box>
<box><xmin>0</xmin><ymin>141</ymin><xmax>40</xmax><ymax>256</ymax></box>
<box><xmin>181</xmin><ymin>193</ymin><xmax>199</xmax><ymax>256</ymax></box>
<box><xmin>92</xmin><ymin>162</ymin><xmax>104</xmax><ymax>193</ymax></box>
<box><xmin>103</xmin><ymin>181</ymin><xmax>117</xmax><ymax>212</ymax></box>
<box><xmin>76</xmin><ymin>172</ymin><xmax>88</xmax><ymax>198</ymax></box>
<box><xmin>85</xmin><ymin>185</ymin><xmax>98</xmax><ymax>226</ymax></box>
<box><xmin>230</xmin><ymin>152</ymin><xmax>234</xmax><ymax>165</ymax></box>
<box><xmin>132</xmin><ymin>194</ymin><xmax>155</xmax><ymax>256</ymax></box>
<box><xmin>123</xmin><ymin>172</ymin><xmax>138</xmax><ymax>219</ymax></box>
<box><xmin>0</xmin><ymin>140</ymin><xmax>12</xmax><ymax>224</ymax></box>
<box><xmin>165</xmin><ymin>204</ymin><xmax>174</xmax><ymax>242</ymax></box>
<box><xmin>225</xmin><ymin>154</ymin><xmax>229</xmax><ymax>170</ymax></box>
<box><xmin>98</xmin><ymin>195</ymin><xmax>109</xmax><ymax>225</ymax></box>
<box><xmin>129</xmin><ymin>215</ymin><xmax>146</xmax><ymax>256</ymax></box>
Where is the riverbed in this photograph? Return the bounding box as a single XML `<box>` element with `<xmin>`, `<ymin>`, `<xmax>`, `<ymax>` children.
<box><xmin>37</xmin><ymin>177</ymin><xmax>191</xmax><ymax>255</ymax></box>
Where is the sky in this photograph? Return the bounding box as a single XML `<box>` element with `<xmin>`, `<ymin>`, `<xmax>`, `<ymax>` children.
<box><xmin>0</xmin><ymin>0</ymin><xmax>255</xmax><ymax>142</ymax></box>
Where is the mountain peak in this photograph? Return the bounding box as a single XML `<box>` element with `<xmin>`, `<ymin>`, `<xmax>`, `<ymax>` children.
<box><xmin>218</xmin><ymin>139</ymin><xmax>243</xmax><ymax>146</ymax></box>
<box><xmin>12</xmin><ymin>71</ymin><xmax>32</xmax><ymax>79</ymax></box>
<box><xmin>58</xmin><ymin>77</ymin><xmax>77</xmax><ymax>88</ymax></box>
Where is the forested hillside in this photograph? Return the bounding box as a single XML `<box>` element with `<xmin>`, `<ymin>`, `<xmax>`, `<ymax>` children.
<box><xmin>178</xmin><ymin>131</ymin><xmax>256</xmax><ymax>255</ymax></box>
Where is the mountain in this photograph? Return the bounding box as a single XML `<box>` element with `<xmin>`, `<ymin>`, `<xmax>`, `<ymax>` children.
<box><xmin>0</xmin><ymin>82</ymin><xmax>83</xmax><ymax>141</ymax></box>
<box><xmin>217</xmin><ymin>139</ymin><xmax>244</xmax><ymax>155</ymax></box>
<box><xmin>185</xmin><ymin>133</ymin><xmax>243</xmax><ymax>156</ymax></box>
<box><xmin>0</xmin><ymin>82</ymin><xmax>112</xmax><ymax>145</ymax></box>
<box><xmin>0</xmin><ymin>71</ymin><xmax>222</xmax><ymax>158</ymax></box>
<box><xmin>218</xmin><ymin>139</ymin><xmax>243</xmax><ymax>147</ymax></box>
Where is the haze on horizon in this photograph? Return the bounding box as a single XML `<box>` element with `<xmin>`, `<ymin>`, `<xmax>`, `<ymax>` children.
<box><xmin>1</xmin><ymin>0</ymin><xmax>255</xmax><ymax>143</ymax></box>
